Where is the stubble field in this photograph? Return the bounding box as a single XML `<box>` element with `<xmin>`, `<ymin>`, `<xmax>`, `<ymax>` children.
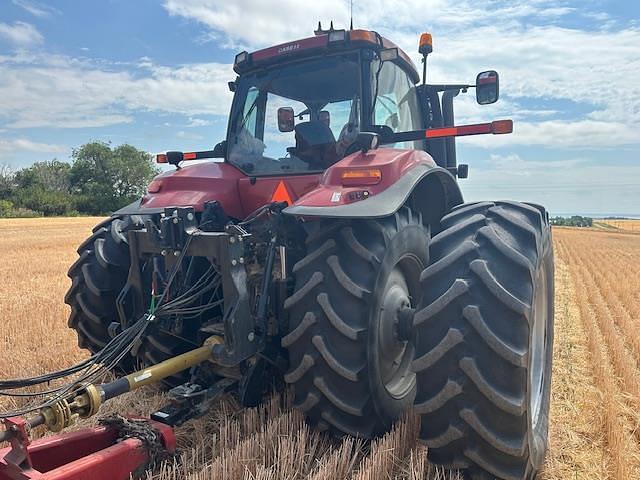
<box><xmin>1</xmin><ymin>218</ymin><xmax>639</xmax><ymax>479</ymax></box>
<box><xmin>595</xmin><ymin>219</ymin><xmax>640</xmax><ymax>232</ymax></box>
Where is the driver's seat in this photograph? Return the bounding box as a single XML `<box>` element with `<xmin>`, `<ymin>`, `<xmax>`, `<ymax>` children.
<box><xmin>293</xmin><ymin>121</ymin><xmax>338</xmax><ymax>169</ymax></box>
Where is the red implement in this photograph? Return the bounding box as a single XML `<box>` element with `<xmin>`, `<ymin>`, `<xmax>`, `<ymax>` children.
<box><xmin>0</xmin><ymin>417</ymin><xmax>175</xmax><ymax>480</ymax></box>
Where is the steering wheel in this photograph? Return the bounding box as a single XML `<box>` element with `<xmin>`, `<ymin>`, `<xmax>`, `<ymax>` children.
<box><xmin>336</xmin><ymin>122</ymin><xmax>359</xmax><ymax>158</ymax></box>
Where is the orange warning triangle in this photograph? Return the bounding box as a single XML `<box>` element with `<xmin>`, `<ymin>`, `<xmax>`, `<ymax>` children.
<box><xmin>271</xmin><ymin>180</ymin><xmax>294</xmax><ymax>205</ymax></box>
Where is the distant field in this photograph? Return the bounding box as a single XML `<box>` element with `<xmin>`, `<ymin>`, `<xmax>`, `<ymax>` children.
<box><xmin>596</xmin><ymin>219</ymin><xmax>640</xmax><ymax>232</ymax></box>
<box><xmin>1</xmin><ymin>218</ymin><xmax>639</xmax><ymax>479</ymax></box>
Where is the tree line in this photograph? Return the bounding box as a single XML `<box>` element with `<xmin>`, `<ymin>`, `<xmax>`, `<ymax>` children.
<box><xmin>0</xmin><ymin>142</ymin><xmax>158</xmax><ymax>217</ymax></box>
<box><xmin>550</xmin><ymin>215</ymin><xmax>593</xmax><ymax>227</ymax></box>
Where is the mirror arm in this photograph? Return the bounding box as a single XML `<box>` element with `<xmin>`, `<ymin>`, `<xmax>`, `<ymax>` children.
<box><xmin>425</xmin><ymin>84</ymin><xmax>474</xmax><ymax>93</ymax></box>
<box><xmin>377</xmin><ymin>120</ymin><xmax>513</xmax><ymax>145</ymax></box>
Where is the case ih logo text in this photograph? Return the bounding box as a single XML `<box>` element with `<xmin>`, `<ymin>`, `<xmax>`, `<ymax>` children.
<box><xmin>278</xmin><ymin>43</ymin><xmax>300</xmax><ymax>54</ymax></box>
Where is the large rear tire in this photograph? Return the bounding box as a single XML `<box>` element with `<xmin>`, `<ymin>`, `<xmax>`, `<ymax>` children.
<box><xmin>284</xmin><ymin>207</ymin><xmax>428</xmax><ymax>437</ymax></box>
<box><xmin>412</xmin><ymin>201</ymin><xmax>554</xmax><ymax>479</ymax></box>
<box><xmin>65</xmin><ymin>216</ymin><xmax>197</xmax><ymax>381</ymax></box>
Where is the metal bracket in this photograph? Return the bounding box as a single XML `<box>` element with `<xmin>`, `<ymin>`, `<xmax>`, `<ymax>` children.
<box><xmin>0</xmin><ymin>417</ymin><xmax>175</xmax><ymax>480</ymax></box>
<box><xmin>1</xmin><ymin>417</ymin><xmax>32</xmax><ymax>473</ymax></box>
<box><xmin>151</xmin><ymin>378</ymin><xmax>236</xmax><ymax>427</ymax></box>
<box><xmin>121</xmin><ymin>212</ymin><xmax>259</xmax><ymax>367</ymax></box>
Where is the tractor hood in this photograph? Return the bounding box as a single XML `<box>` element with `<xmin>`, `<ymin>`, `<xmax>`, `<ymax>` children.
<box><xmin>115</xmin><ymin>161</ymin><xmax>321</xmax><ymax>220</ymax></box>
<box><xmin>114</xmin><ymin>150</ymin><xmax>455</xmax><ymax>221</ymax></box>
<box><xmin>138</xmin><ymin>162</ymin><xmax>246</xmax><ymax>218</ymax></box>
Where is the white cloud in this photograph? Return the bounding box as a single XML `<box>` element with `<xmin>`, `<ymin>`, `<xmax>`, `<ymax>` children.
<box><xmin>12</xmin><ymin>0</ymin><xmax>60</xmax><ymax>18</ymax></box>
<box><xmin>0</xmin><ymin>138</ymin><xmax>68</xmax><ymax>154</ymax></box>
<box><xmin>429</xmin><ymin>25</ymin><xmax>640</xmax><ymax>121</ymax></box>
<box><xmin>124</xmin><ymin>62</ymin><xmax>232</xmax><ymax>115</ymax></box>
<box><xmin>0</xmin><ymin>54</ymin><xmax>233</xmax><ymax>129</ymax></box>
<box><xmin>162</xmin><ymin>0</ymin><xmax>579</xmax><ymax>49</ymax></box>
<box><xmin>186</xmin><ymin>117</ymin><xmax>214</xmax><ymax>127</ymax></box>
<box><xmin>461</xmin><ymin>119</ymin><xmax>638</xmax><ymax>149</ymax></box>
<box><xmin>461</xmin><ymin>153</ymin><xmax>640</xmax><ymax>215</ymax></box>
<box><xmin>0</xmin><ymin>21</ymin><xmax>43</xmax><ymax>47</ymax></box>
<box><xmin>176</xmin><ymin>130</ymin><xmax>204</xmax><ymax>140</ymax></box>
<box><xmin>163</xmin><ymin>0</ymin><xmax>349</xmax><ymax>48</ymax></box>
<box><xmin>485</xmin><ymin>153</ymin><xmax>587</xmax><ymax>173</ymax></box>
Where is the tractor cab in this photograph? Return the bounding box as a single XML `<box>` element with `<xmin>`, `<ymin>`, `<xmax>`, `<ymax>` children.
<box><xmin>157</xmin><ymin>27</ymin><xmax>503</xmax><ymax>180</ymax></box>
<box><xmin>225</xmin><ymin>29</ymin><xmax>423</xmax><ymax>176</ymax></box>
<box><xmin>146</xmin><ymin>27</ymin><xmax>509</xmax><ymax>221</ymax></box>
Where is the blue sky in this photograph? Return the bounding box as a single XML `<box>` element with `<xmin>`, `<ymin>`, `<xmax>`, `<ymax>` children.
<box><xmin>0</xmin><ymin>0</ymin><xmax>638</xmax><ymax>215</ymax></box>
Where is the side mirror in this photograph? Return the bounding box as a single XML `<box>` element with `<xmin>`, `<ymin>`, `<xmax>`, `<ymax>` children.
<box><xmin>212</xmin><ymin>140</ymin><xmax>226</xmax><ymax>158</ymax></box>
<box><xmin>476</xmin><ymin>70</ymin><xmax>499</xmax><ymax>105</ymax></box>
<box><xmin>277</xmin><ymin>107</ymin><xmax>295</xmax><ymax>132</ymax></box>
<box><xmin>319</xmin><ymin>110</ymin><xmax>330</xmax><ymax>127</ymax></box>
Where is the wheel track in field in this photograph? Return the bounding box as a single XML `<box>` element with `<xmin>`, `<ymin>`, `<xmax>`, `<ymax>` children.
<box><xmin>553</xmin><ymin>233</ymin><xmax>640</xmax><ymax>479</ymax></box>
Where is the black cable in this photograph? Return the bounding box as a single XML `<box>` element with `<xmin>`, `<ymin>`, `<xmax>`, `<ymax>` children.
<box><xmin>0</xmin><ymin>315</ymin><xmax>151</xmax><ymax>416</ymax></box>
<box><xmin>0</xmin><ymin>227</ymin><xmax>230</xmax><ymax>419</ymax></box>
<box><xmin>0</xmin><ymin>238</ymin><xmax>194</xmax><ymax>418</ymax></box>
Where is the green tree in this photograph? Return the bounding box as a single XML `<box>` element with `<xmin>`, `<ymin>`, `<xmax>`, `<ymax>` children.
<box><xmin>13</xmin><ymin>187</ymin><xmax>73</xmax><ymax>216</ymax></box>
<box><xmin>12</xmin><ymin>160</ymin><xmax>75</xmax><ymax>216</ymax></box>
<box><xmin>70</xmin><ymin>142</ymin><xmax>158</xmax><ymax>215</ymax></box>
<box><xmin>14</xmin><ymin>160</ymin><xmax>71</xmax><ymax>192</ymax></box>
<box><xmin>0</xmin><ymin>164</ymin><xmax>15</xmax><ymax>200</ymax></box>
<box><xmin>550</xmin><ymin>215</ymin><xmax>593</xmax><ymax>227</ymax></box>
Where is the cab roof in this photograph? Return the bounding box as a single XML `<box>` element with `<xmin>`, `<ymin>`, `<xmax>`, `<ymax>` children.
<box><xmin>234</xmin><ymin>29</ymin><xmax>420</xmax><ymax>84</ymax></box>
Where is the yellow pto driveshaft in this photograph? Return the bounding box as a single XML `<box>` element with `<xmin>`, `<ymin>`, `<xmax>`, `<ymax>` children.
<box><xmin>0</xmin><ymin>341</ymin><xmax>219</xmax><ymax>443</ymax></box>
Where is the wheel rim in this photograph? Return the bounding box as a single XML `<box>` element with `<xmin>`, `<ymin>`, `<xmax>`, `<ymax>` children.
<box><xmin>377</xmin><ymin>255</ymin><xmax>421</xmax><ymax>399</ymax></box>
<box><xmin>530</xmin><ymin>264</ymin><xmax>548</xmax><ymax>429</ymax></box>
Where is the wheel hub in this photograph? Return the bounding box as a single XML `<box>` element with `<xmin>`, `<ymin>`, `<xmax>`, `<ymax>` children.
<box><xmin>377</xmin><ymin>264</ymin><xmax>419</xmax><ymax>399</ymax></box>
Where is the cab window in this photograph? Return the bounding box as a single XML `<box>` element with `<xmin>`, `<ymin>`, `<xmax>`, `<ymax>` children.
<box><xmin>372</xmin><ymin>60</ymin><xmax>422</xmax><ymax>149</ymax></box>
<box><xmin>227</xmin><ymin>53</ymin><xmax>362</xmax><ymax>175</ymax></box>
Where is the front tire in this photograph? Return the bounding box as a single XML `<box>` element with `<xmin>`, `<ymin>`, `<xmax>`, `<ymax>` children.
<box><xmin>284</xmin><ymin>207</ymin><xmax>428</xmax><ymax>437</ymax></box>
<box><xmin>413</xmin><ymin>201</ymin><xmax>554</xmax><ymax>479</ymax></box>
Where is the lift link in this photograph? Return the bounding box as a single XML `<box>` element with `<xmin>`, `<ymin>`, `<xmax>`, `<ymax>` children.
<box><xmin>0</xmin><ymin>338</ymin><xmax>222</xmax><ymax>444</ymax></box>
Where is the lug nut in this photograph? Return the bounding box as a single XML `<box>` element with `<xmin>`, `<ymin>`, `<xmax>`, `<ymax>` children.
<box><xmin>173</xmin><ymin>250</ymin><xmax>180</xmax><ymax>256</ymax></box>
<box><xmin>187</xmin><ymin>212</ymin><xmax>194</xmax><ymax>221</ymax></box>
<box><xmin>247</xmin><ymin>332</ymin><xmax>255</xmax><ymax>342</ymax></box>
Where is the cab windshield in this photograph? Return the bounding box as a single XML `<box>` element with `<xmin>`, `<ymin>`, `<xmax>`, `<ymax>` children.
<box><xmin>228</xmin><ymin>53</ymin><xmax>361</xmax><ymax>175</ymax></box>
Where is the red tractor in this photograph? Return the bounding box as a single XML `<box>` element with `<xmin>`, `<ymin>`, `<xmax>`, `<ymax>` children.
<box><xmin>61</xmin><ymin>27</ymin><xmax>553</xmax><ymax>479</ymax></box>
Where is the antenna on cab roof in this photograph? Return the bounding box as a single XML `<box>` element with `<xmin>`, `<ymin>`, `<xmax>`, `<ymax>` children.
<box><xmin>350</xmin><ymin>0</ymin><xmax>354</xmax><ymax>29</ymax></box>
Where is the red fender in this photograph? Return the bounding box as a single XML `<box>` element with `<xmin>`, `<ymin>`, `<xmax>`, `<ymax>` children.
<box><xmin>284</xmin><ymin>148</ymin><xmax>462</xmax><ymax>219</ymax></box>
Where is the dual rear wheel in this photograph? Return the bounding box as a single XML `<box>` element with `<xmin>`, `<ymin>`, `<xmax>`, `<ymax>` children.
<box><xmin>284</xmin><ymin>201</ymin><xmax>554</xmax><ymax>480</ymax></box>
